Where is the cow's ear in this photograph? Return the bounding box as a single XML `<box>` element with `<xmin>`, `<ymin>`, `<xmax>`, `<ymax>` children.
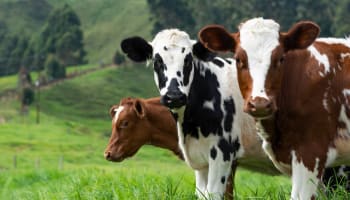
<box><xmin>134</xmin><ymin>99</ymin><xmax>145</xmax><ymax>119</ymax></box>
<box><xmin>198</xmin><ymin>25</ymin><xmax>237</xmax><ymax>53</ymax></box>
<box><xmin>121</xmin><ymin>36</ymin><xmax>153</xmax><ymax>62</ymax></box>
<box><xmin>192</xmin><ymin>41</ymin><xmax>216</xmax><ymax>61</ymax></box>
<box><xmin>282</xmin><ymin>21</ymin><xmax>320</xmax><ymax>51</ymax></box>
<box><xmin>109</xmin><ymin>105</ymin><xmax>119</xmax><ymax>118</ymax></box>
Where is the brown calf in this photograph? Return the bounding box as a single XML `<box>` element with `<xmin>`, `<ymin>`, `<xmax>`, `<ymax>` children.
<box><xmin>199</xmin><ymin>17</ymin><xmax>350</xmax><ymax>199</ymax></box>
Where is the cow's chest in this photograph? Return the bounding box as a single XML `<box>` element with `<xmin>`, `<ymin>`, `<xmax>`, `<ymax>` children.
<box><xmin>177</xmin><ymin>122</ymin><xmax>219</xmax><ymax>170</ymax></box>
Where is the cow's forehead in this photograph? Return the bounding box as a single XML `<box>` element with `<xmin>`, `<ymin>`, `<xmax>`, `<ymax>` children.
<box><xmin>239</xmin><ymin>18</ymin><xmax>280</xmax><ymax>58</ymax></box>
<box><xmin>151</xmin><ymin>29</ymin><xmax>193</xmax><ymax>55</ymax></box>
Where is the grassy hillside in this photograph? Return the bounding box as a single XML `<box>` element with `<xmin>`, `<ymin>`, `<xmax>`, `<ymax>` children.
<box><xmin>0</xmin><ymin>0</ymin><xmax>153</xmax><ymax>64</ymax></box>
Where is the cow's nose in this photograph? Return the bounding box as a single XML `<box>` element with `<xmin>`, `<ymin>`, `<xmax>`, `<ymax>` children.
<box><xmin>104</xmin><ymin>151</ymin><xmax>112</xmax><ymax>160</ymax></box>
<box><xmin>161</xmin><ymin>91</ymin><xmax>187</xmax><ymax>109</ymax></box>
<box><xmin>246</xmin><ymin>97</ymin><xmax>273</xmax><ymax>118</ymax></box>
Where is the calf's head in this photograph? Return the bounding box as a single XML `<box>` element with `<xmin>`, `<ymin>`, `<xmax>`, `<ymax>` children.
<box><xmin>121</xmin><ymin>29</ymin><xmax>212</xmax><ymax>110</ymax></box>
<box><xmin>199</xmin><ymin>18</ymin><xmax>319</xmax><ymax>118</ymax></box>
<box><xmin>104</xmin><ymin>98</ymin><xmax>148</xmax><ymax>162</ymax></box>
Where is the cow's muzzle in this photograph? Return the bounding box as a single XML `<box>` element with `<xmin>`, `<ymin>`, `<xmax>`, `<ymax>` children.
<box><xmin>161</xmin><ymin>91</ymin><xmax>187</xmax><ymax>109</ymax></box>
<box><xmin>245</xmin><ymin>97</ymin><xmax>275</xmax><ymax>118</ymax></box>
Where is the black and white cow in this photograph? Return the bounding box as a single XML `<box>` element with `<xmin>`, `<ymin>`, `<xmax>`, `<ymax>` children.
<box><xmin>121</xmin><ymin>29</ymin><xmax>244</xmax><ymax>199</ymax></box>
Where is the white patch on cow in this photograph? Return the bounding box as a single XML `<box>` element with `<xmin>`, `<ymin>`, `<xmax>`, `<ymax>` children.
<box><xmin>339</xmin><ymin>105</ymin><xmax>350</xmax><ymax>137</ymax></box>
<box><xmin>323</xmin><ymin>89</ymin><xmax>331</xmax><ymax>113</ymax></box>
<box><xmin>341</xmin><ymin>53</ymin><xmax>350</xmax><ymax>61</ymax></box>
<box><xmin>203</xmin><ymin>99</ymin><xmax>215</xmax><ymax>111</ymax></box>
<box><xmin>325</xmin><ymin>147</ymin><xmax>337</xmax><ymax>167</ymax></box>
<box><xmin>150</xmin><ymin>29</ymin><xmax>195</xmax><ymax>96</ymax></box>
<box><xmin>291</xmin><ymin>150</ymin><xmax>320</xmax><ymax>200</ymax></box>
<box><xmin>239</xmin><ymin>18</ymin><xmax>280</xmax><ymax>100</ymax></box>
<box><xmin>337</xmin><ymin>165</ymin><xmax>347</xmax><ymax>177</ymax></box>
<box><xmin>308</xmin><ymin>45</ymin><xmax>330</xmax><ymax>75</ymax></box>
<box><xmin>113</xmin><ymin>106</ymin><xmax>124</xmax><ymax>123</ymax></box>
<box><xmin>317</xmin><ymin>37</ymin><xmax>350</xmax><ymax>48</ymax></box>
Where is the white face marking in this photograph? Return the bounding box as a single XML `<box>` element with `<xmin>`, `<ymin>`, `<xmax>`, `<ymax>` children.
<box><xmin>113</xmin><ymin>106</ymin><xmax>124</xmax><ymax>123</ymax></box>
<box><xmin>291</xmin><ymin>150</ymin><xmax>320</xmax><ymax>200</ymax></box>
<box><xmin>308</xmin><ymin>45</ymin><xmax>330</xmax><ymax>75</ymax></box>
<box><xmin>325</xmin><ymin>147</ymin><xmax>337</xmax><ymax>167</ymax></box>
<box><xmin>239</xmin><ymin>18</ymin><xmax>280</xmax><ymax>99</ymax></box>
<box><xmin>150</xmin><ymin>29</ymin><xmax>195</xmax><ymax>96</ymax></box>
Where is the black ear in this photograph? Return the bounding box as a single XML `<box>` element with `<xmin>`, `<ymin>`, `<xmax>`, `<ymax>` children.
<box><xmin>120</xmin><ymin>36</ymin><xmax>153</xmax><ymax>62</ymax></box>
<box><xmin>192</xmin><ymin>42</ymin><xmax>216</xmax><ymax>62</ymax></box>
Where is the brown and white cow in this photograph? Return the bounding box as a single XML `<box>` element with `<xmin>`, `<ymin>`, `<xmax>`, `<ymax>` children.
<box><xmin>199</xmin><ymin>17</ymin><xmax>350</xmax><ymax>199</ymax></box>
<box><xmin>104</xmin><ymin>97</ymin><xmax>350</xmax><ymax>199</ymax></box>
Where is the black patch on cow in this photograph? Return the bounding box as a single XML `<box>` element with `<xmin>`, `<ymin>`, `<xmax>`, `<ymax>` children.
<box><xmin>223</xmin><ymin>98</ymin><xmax>235</xmax><ymax>132</ymax></box>
<box><xmin>193</xmin><ymin>42</ymin><xmax>216</xmax><ymax>61</ymax></box>
<box><xmin>182</xmin><ymin>47</ymin><xmax>185</xmax><ymax>53</ymax></box>
<box><xmin>218</xmin><ymin>137</ymin><xmax>240</xmax><ymax>161</ymax></box>
<box><xmin>167</xmin><ymin>78</ymin><xmax>180</xmax><ymax>92</ymax></box>
<box><xmin>177</xmin><ymin>71</ymin><xmax>181</xmax><ymax>77</ymax></box>
<box><xmin>212</xmin><ymin>58</ymin><xmax>224</xmax><ymax>68</ymax></box>
<box><xmin>182</xmin><ymin>62</ymin><xmax>224</xmax><ymax>139</ymax></box>
<box><xmin>164</xmin><ymin>46</ymin><xmax>168</xmax><ymax>51</ymax></box>
<box><xmin>183</xmin><ymin>53</ymin><xmax>193</xmax><ymax>86</ymax></box>
<box><xmin>154</xmin><ymin>53</ymin><xmax>168</xmax><ymax>89</ymax></box>
<box><xmin>121</xmin><ymin>37</ymin><xmax>152</xmax><ymax>62</ymax></box>
<box><xmin>224</xmin><ymin>59</ymin><xmax>232</xmax><ymax>64</ymax></box>
<box><xmin>210</xmin><ymin>146</ymin><xmax>217</xmax><ymax>160</ymax></box>
<box><xmin>221</xmin><ymin>176</ymin><xmax>226</xmax><ymax>184</ymax></box>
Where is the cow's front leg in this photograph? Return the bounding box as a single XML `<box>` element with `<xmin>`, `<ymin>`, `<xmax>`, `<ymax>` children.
<box><xmin>206</xmin><ymin>156</ymin><xmax>234</xmax><ymax>200</ymax></box>
<box><xmin>291</xmin><ymin>151</ymin><xmax>324</xmax><ymax>200</ymax></box>
<box><xmin>195</xmin><ymin>168</ymin><xmax>208</xmax><ymax>199</ymax></box>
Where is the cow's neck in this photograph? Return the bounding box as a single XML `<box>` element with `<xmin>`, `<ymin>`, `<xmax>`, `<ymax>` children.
<box><xmin>145</xmin><ymin>100</ymin><xmax>183</xmax><ymax>160</ymax></box>
<box><xmin>181</xmin><ymin>60</ymin><xmax>223</xmax><ymax>138</ymax></box>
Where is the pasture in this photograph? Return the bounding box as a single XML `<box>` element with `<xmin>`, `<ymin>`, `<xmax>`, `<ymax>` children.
<box><xmin>1</xmin><ymin>65</ymin><xmax>349</xmax><ymax>199</ymax></box>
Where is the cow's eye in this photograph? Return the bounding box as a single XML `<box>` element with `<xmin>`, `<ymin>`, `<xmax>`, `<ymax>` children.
<box><xmin>119</xmin><ymin>120</ymin><xmax>129</xmax><ymax>129</ymax></box>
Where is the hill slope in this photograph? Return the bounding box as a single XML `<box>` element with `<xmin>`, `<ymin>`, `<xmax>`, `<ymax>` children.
<box><xmin>0</xmin><ymin>0</ymin><xmax>153</xmax><ymax>64</ymax></box>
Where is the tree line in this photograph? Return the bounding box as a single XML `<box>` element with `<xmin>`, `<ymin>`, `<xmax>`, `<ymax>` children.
<box><xmin>0</xmin><ymin>4</ymin><xmax>85</xmax><ymax>79</ymax></box>
<box><xmin>147</xmin><ymin>0</ymin><xmax>350</xmax><ymax>38</ymax></box>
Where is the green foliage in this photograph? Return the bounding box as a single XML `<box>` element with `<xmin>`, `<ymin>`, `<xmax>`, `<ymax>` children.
<box><xmin>21</xmin><ymin>87</ymin><xmax>35</xmax><ymax>106</ymax></box>
<box><xmin>37</xmin><ymin>3</ymin><xmax>86</xmax><ymax>67</ymax></box>
<box><xmin>112</xmin><ymin>51</ymin><xmax>125</xmax><ymax>65</ymax></box>
<box><xmin>44</xmin><ymin>55</ymin><xmax>66</xmax><ymax>80</ymax></box>
<box><xmin>147</xmin><ymin>0</ymin><xmax>195</xmax><ymax>36</ymax></box>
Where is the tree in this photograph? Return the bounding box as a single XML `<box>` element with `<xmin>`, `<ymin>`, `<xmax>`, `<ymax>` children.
<box><xmin>333</xmin><ymin>0</ymin><xmax>350</xmax><ymax>37</ymax></box>
<box><xmin>37</xmin><ymin>4</ymin><xmax>86</xmax><ymax>67</ymax></box>
<box><xmin>147</xmin><ymin>0</ymin><xmax>196</xmax><ymax>36</ymax></box>
<box><xmin>44</xmin><ymin>54</ymin><xmax>65</xmax><ymax>80</ymax></box>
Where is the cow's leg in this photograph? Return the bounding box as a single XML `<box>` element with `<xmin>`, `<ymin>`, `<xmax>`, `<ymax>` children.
<box><xmin>225</xmin><ymin>161</ymin><xmax>238</xmax><ymax>200</ymax></box>
<box><xmin>195</xmin><ymin>168</ymin><xmax>208</xmax><ymax>198</ymax></box>
<box><xmin>206</xmin><ymin>157</ymin><xmax>233</xmax><ymax>200</ymax></box>
<box><xmin>291</xmin><ymin>151</ymin><xmax>324</xmax><ymax>200</ymax></box>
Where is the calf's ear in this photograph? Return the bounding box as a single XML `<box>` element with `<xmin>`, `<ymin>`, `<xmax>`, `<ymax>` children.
<box><xmin>198</xmin><ymin>25</ymin><xmax>237</xmax><ymax>53</ymax></box>
<box><xmin>134</xmin><ymin>99</ymin><xmax>145</xmax><ymax>118</ymax></box>
<box><xmin>282</xmin><ymin>21</ymin><xmax>320</xmax><ymax>51</ymax></box>
<box><xmin>120</xmin><ymin>36</ymin><xmax>153</xmax><ymax>62</ymax></box>
<box><xmin>109</xmin><ymin>105</ymin><xmax>119</xmax><ymax>118</ymax></box>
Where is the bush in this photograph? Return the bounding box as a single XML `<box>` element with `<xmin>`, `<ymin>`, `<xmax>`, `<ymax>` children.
<box><xmin>44</xmin><ymin>55</ymin><xmax>66</xmax><ymax>80</ymax></box>
<box><xmin>21</xmin><ymin>87</ymin><xmax>35</xmax><ymax>106</ymax></box>
<box><xmin>113</xmin><ymin>51</ymin><xmax>125</xmax><ymax>65</ymax></box>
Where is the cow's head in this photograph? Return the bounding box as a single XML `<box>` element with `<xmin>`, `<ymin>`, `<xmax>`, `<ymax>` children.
<box><xmin>199</xmin><ymin>18</ymin><xmax>319</xmax><ymax>118</ymax></box>
<box><xmin>104</xmin><ymin>98</ymin><xmax>148</xmax><ymax>162</ymax></box>
<box><xmin>121</xmin><ymin>29</ymin><xmax>213</xmax><ymax>110</ymax></box>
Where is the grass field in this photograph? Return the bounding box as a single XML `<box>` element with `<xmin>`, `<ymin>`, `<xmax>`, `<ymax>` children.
<box><xmin>1</xmin><ymin>64</ymin><xmax>349</xmax><ymax>199</ymax></box>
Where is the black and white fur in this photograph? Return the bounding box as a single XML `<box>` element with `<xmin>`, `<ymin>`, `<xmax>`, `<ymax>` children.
<box><xmin>121</xmin><ymin>29</ymin><xmax>244</xmax><ymax>199</ymax></box>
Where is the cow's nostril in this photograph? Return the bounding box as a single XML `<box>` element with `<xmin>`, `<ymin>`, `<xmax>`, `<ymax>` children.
<box><xmin>105</xmin><ymin>151</ymin><xmax>112</xmax><ymax>160</ymax></box>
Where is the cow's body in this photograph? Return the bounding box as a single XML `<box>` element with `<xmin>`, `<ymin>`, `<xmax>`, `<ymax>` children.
<box><xmin>121</xmin><ymin>30</ymin><xmax>245</xmax><ymax>199</ymax></box>
<box><xmin>199</xmin><ymin>18</ymin><xmax>350</xmax><ymax>199</ymax></box>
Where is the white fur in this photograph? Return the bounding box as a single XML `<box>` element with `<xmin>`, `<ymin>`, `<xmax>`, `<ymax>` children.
<box><xmin>239</xmin><ymin>18</ymin><xmax>280</xmax><ymax>99</ymax></box>
<box><xmin>291</xmin><ymin>151</ymin><xmax>320</xmax><ymax>200</ymax></box>
<box><xmin>325</xmin><ymin>147</ymin><xmax>338</xmax><ymax>167</ymax></box>
<box><xmin>308</xmin><ymin>45</ymin><xmax>331</xmax><ymax>75</ymax></box>
<box><xmin>203</xmin><ymin>99</ymin><xmax>215</xmax><ymax>111</ymax></box>
<box><xmin>113</xmin><ymin>106</ymin><xmax>124</xmax><ymax>123</ymax></box>
<box><xmin>317</xmin><ymin>37</ymin><xmax>350</xmax><ymax>48</ymax></box>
